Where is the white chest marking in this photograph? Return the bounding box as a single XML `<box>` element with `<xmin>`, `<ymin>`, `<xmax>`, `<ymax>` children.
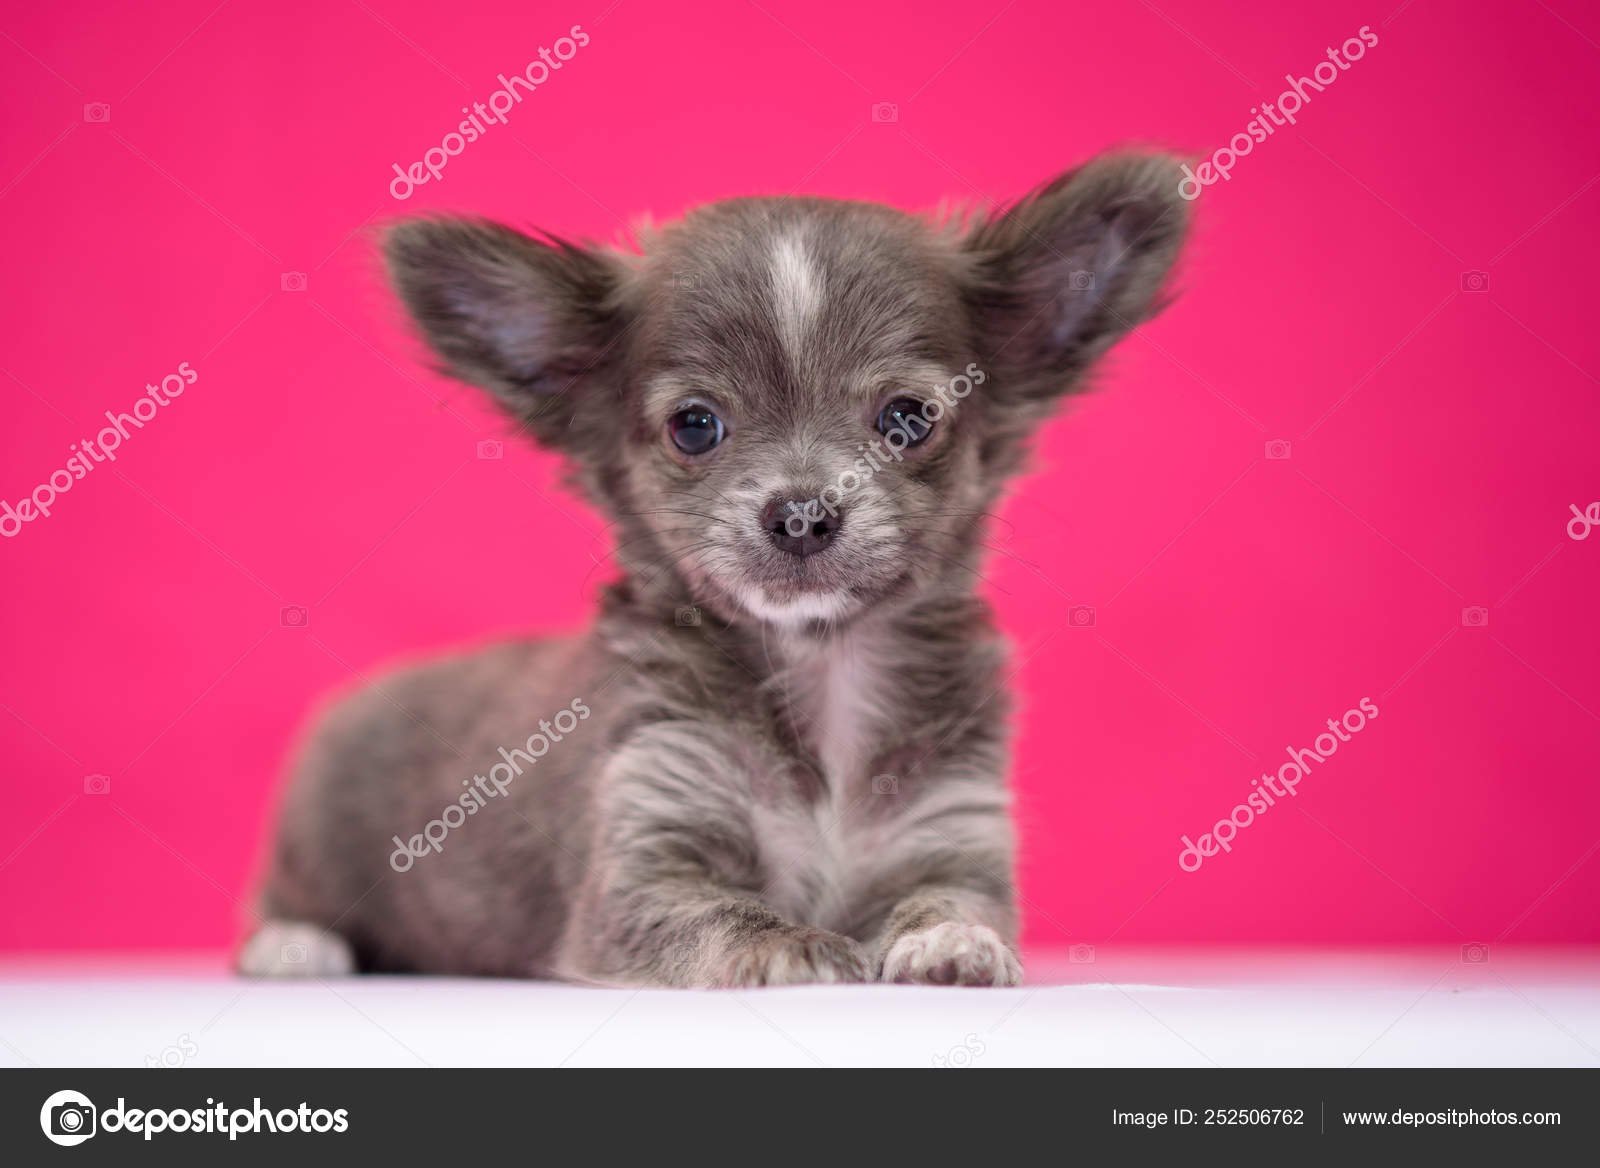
<box><xmin>814</xmin><ymin>643</ymin><xmax>873</xmax><ymax>791</ymax></box>
<box><xmin>758</xmin><ymin>636</ymin><xmax>893</xmax><ymax>928</ymax></box>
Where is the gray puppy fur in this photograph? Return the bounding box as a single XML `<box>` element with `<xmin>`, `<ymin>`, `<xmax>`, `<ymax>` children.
<box><xmin>242</xmin><ymin>152</ymin><xmax>1189</xmax><ymax>987</ymax></box>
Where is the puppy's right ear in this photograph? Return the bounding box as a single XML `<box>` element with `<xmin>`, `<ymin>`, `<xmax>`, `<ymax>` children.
<box><xmin>383</xmin><ymin>218</ymin><xmax>630</xmax><ymax>441</ymax></box>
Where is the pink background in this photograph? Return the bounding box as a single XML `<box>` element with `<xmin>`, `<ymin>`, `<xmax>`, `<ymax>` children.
<box><xmin>2</xmin><ymin>0</ymin><xmax>1597</xmax><ymax>954</ymax></box>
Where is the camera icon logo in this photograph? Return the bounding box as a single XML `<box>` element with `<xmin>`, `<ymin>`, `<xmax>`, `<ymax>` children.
<box><xmin>668</xmin><ymin>938</ymin><xmax>700</xmax><ymax>970</ymax></box>
<box><xmin>1460</xmin><ymin>270</ymin><xmax>1490</xmax><ymax>293</ymax></box>
<box><xmin>280</xmin><ymin>271</ymin><xmax>308</xmax><ymax>293</ymax></box>
<box><xmin>83</xmin><ymin>102</ymin><xmax>111</xmax><ymax>123</ymax></box>
<box><xmin>1068</xmin><ymin>605</ymin><xmax>1096</xmax><ymax>628</ymax></box>
<box><xmin>932</xmin><ymin>1033</ymin><xmax>985</xmax><ymax>1068</ymax></box>
<box><xmin>1069</xmin><ymin>943</ymin><xmax>1096</xmax><ymax>964</ymax></box>
<box><xmin>1068</xmin><ymin>270</ymin><xmax>1096</xmax><ymax>292</ymax></box>
<box><xmin>871</xmin><ymin>102</ymin><xmax>899</xmax><ymax>123</ymax></box>
<box><xmin>1265</xmin><ymin>438</ymin><xmax>1292</xmax><ymax>460</ymax></box>
<box><xmin>871</xmin><ymin>773</ymin><xmax>899</xmax><ymax>795</ymax></box>
<box><xmin>40</xmin><ymin>1090</ymin><xmax>97</xmax><ymax>1146</ymax></box>
<box><xmin>83</xmin><ymin>773</ymin><xmax>111</xmax><ymax>796</ymax></box>
<box><xmin>1461</xmin><ymin>942</ymin><xmax>1490</xmax><ymax>964</ymax></box>
<box><xmin>477</xmin><ymin>439</ymin><xmax>504</xmax><ymax>460</ymax></box>
<box><xmin>674</xmin><ymin>605</ymin><xmax>701</xmax><ymax>627</ymax></box>
<box><xmin>280</xmin><ymin>605</ymin><xmax>309</xmax><ymax>628</ymax></box>
<box><xmin>280</xmin><ymin>942</ymin><xmax>308</xmax><ymax>965</ymax></box>
<box><xmin>672</xmin><ymin>271</ymin><xmax>702</xmax><ymax>291</ymax></box>
<box><xmin>1461</xmin><ymin>606</ymin><xmax>1489</xmax><ymax>628</ymax></box>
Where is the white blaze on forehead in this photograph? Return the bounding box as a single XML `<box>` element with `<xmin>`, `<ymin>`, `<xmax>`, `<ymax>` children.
<box><xmin>769</xmin><ymin>231</ymin><xmax>822</xmax><ymax>361</ymax></box>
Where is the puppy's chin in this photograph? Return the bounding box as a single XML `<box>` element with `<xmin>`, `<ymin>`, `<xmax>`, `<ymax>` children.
<box><xmin>737</xmin><ymin>587</ymin><xmax>857</xmax><ymax>629</ymax></box>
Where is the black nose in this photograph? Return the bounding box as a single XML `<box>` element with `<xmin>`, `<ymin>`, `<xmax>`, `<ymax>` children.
<box><xmin>762</xmin><ymin>497</ymin><xmax>841</xmax><ymax>557</ymax></box>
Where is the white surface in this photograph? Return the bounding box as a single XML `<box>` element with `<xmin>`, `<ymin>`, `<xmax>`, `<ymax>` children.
<box><xmin>2</xmin><ymin>948</ymin><xmax>1598</xmax><ymax>1068</ymax></box>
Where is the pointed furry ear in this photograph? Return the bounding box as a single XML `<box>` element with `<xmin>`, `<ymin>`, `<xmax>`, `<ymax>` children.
<box><xmin>961</xmin><ymin>153</ymin><xmax>1190</xmax><ymax>401</ymax></box>
<box><xmin>383</xmin><ymin>218</ymin><xmax>630</xmax><ymax>441</ymax></box>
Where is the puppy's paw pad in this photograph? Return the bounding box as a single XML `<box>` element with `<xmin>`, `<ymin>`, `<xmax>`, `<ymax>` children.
<box><xmin>716</xmin><ymin>928</ymin><xmax>871</xmax><ymax>988</ymax></box>
<box><xmin>237</xmin><ymin>920</ymin><xmax>355</xmax><ymax>978</ymax></box>
<box><xmin>882</xmin><ymin>922</ymin><xmax>1021</xmax><ymax>986</ymax></box>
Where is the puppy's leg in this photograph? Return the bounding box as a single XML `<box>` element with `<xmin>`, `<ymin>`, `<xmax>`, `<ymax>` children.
<box><xmin>874</xmin><ymin>888</ymin><xmax>1022</xmax><ymax>986</ymax></box>
<box><xmin>860</xmin><ymin>796</ymin><xmax>1022</xmax><ymax>985</ymax></box>
<box><xmin>554</xmin><ymin>725</ymin><xmax>870</xmax><ymax>988</ymax></box>
<box><xmin>564</xmin><ymin>878</ymin><xmax>870</xmax><ymax>988</ymax></box>
<box><xmin>237</xmin><ymin>920</ymin><xmax>356</xmax><ymax>978</ymax></box>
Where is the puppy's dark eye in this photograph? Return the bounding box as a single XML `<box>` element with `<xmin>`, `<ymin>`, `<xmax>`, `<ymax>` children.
<box><xmin>667</xmin><ymin>407</ymin><xmax>725</xmax><ymax>455</ymax></box>
<box><xmin>876</xmin><ymin>398</ymin><xmax>933</xmax><ymax>446</ymax></box>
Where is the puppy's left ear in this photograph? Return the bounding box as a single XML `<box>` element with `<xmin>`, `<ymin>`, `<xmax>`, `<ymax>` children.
<box><xmin>383</xmin><ymin>217</ymin><xmax>632</xmax><ymax>448</ymax></box>
<box><xmin>961</xmin><ymin>153</ymin><xmax>1190</xmax><ymax>403</ymax></box>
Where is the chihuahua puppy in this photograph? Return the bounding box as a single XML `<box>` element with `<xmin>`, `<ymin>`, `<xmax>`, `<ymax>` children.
<box><xmin>239</xmin><ymin>152</ymin><xmax>1188</xmax><ymax>987</ymax></box>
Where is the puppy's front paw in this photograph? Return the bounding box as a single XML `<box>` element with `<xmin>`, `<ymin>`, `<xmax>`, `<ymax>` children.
<box><xmin>882</xmin><ymin>922</ymin><xmax>1022</xmax><ymax>986</ymax></box>
<box><xmin>714</xmin><ymin>927</ymin><xmax>871</xmax><ymax>988</ymax></box>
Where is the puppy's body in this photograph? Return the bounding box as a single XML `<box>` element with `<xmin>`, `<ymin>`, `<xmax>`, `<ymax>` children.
<box><xmin>246</xmin><ymin>156</ymin><xmax>1188</xmax><ymax>986</ymax></box>
<box><xmin>263</xmin><ymin>586</ymin><xmax>1011</xmax><ymax>984</ymax></box>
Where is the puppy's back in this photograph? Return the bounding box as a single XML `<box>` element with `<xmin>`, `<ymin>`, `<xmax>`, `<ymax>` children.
<box><xmin>256</xmin><ymin>636</ymin><xmax>592</xmax><ymax>974</ymax></box>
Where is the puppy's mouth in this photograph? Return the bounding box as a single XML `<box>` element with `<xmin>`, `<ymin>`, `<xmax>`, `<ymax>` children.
<box><xmin>732</xmin><ymin>546</ymin><xmax>914</xmax><ymax>627</ymax></box>
<box><xmin>675</xmin><ymin>508</ymin><xmax>910</xmax><ymax>627</ymax></box>
<box><xmin>732</xmin><ymin>545</ymin><xmax>860</xmax><ymax>624</ymax></box>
